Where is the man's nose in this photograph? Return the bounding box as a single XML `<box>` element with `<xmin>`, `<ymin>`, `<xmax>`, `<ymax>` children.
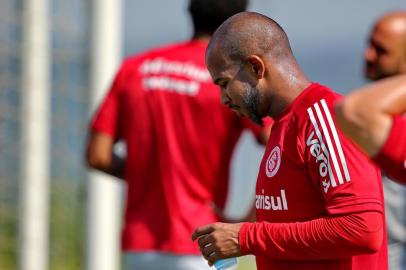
<box><xmin>364</xmin><ymin>46</ymin><xmax>376</xmax><ymax>62</ymax></box>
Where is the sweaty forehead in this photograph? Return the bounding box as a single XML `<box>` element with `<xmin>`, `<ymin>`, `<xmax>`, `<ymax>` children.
<box><xmin>206</xmin><ymin>45</ymin><xmax>233</xmax><ymax>79</ymax></box>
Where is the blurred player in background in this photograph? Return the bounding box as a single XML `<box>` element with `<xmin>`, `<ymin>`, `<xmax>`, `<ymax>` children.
<box><xmin>192</xmin><ymin>12</ymin><xmax>388</xmax><ymax>270</ymax></box>
<box><xmin>85</xmin><ymin>1</ymin><xmax>271</xmax><ymax>270</ymax></box>
<box><xmin>335</xmin><ymin>76</ymin><xmax>406</xmax><ymax>181</ymax></box>
<box><xmin>335</xmin><ymin>11</ymin><xmax>406</xmax><ymax>270</ymax></box>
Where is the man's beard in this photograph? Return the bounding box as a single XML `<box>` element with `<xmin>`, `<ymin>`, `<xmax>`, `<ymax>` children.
<box><xmin>242</xmin><ymin>83</ymin><xmax>263</xmax><ymax>126</ymax></box>
<box><xmin>366</xmin><ymin>62</ymin><xmax>399</xmax><ymax>81</ymax></box>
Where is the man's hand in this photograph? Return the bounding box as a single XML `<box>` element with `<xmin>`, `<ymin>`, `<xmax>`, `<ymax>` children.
<box><xmin>192</xmin><ymin>222</ymin><xmax>243</xmax><ymax>266</ymax></box>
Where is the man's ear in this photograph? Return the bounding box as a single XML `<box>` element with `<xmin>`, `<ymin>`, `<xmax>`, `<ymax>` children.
<box><xmin>247</xmin><ymin>55</ymin><xmax>265</xmax><ymax>79</ymax></box>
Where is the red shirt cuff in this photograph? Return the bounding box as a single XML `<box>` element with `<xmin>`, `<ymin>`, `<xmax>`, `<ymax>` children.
<box><xmin>239</xmin><ymin>222</ymin><xmax>252</xmax><ymax>256</ymax></box>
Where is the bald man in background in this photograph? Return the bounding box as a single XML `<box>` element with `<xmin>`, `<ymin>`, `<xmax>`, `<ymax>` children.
<box><xmin>192</xmin><ymin>12</ymin><xmax>388</xmax><ymax>270</ymax></box>
<box><xmin>337</xmin><ymin>11</ymin><xmax>406</xmax><ymax>270</ymax></box>
<box><xmin>364</xmin><ymin>12</ymin><xmax>406</xmax><ymax>81</ymax></box>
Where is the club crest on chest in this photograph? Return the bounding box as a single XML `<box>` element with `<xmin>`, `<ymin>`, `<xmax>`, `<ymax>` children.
<box><xmin>266</xmin><ymin>146</ymin><xmax>281</xmax><ymax>178</ymax></box>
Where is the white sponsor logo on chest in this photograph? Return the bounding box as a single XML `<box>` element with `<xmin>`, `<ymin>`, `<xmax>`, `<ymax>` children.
<box><xmin>266</xmin><ymin>146</ymin><xmax>281</xmax><ymax>178</ymax></box>
<box><xmin>255</xmin><ymin>189</ymin><xmax>288</xmax><ymax>211</ymax></box>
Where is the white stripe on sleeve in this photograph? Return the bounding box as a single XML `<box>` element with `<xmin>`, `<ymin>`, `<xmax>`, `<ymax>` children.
<box><xmin>321</xmin><ymin>99</ymin><xmax>350</xmax><ymax>182</ymax></box>
<box><xmin>314</xmin><ymin>102</ymin><xmax>344</xmax><ymax>184</ymax></box>
<box><xmin>307</xmin><ymin>107</ymin><xmax>337</xmax><ymax>187</ymax></box>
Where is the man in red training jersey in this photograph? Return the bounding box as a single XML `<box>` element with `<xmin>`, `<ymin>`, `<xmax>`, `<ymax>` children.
<box><xmin>335</xmin><ymin>76</ymin><xmax>406</xmax><ymax>270</ymax></box>
<box><xmin>335</xmin><ymin>11</ymin><xmax>406</xmax><ymax>183</ymax></box>
<box><xmin>193</xmin><ymin>12</ymin><xmax>387</xmax><ymax>270</ymax></box>
<box><xmin>85</xmin><ymin>1</ymin><xmax>272</xmax><ymax>270</ymax></box>
<box><xmin>336</xmin><ymin>12</ymin><xmax>406</xmax><ymax>270</ymax></box>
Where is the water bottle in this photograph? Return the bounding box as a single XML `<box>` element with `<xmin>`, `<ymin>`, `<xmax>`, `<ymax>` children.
<box><xmin>214</xmin><ymin>258</ymin><xmax>238</xmax><ymax>270</ymax></box>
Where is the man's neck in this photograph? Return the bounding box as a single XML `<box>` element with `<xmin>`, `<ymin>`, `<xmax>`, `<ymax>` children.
<box><xmin>267</xmin><ymin>77</ymin><xmax>311</xmax><ymax>119</ymax></box>
<box><xmin>192</xmin><ymin>32</ymin><xmax>211</xmax><ymax>42</ymax></box>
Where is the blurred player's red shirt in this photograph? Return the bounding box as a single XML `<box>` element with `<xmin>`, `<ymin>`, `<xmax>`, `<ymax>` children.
<box><xmin>373</xmin><ymin>116</ymin><xmax>406</xmax><ymax>182</ymax></box>
<box><xmin>240</xmin><ymin>83</ymin><xmax>387</xmax><ymax>270</ymax></box>
<box><xmin>90</xmin><ymin>40</ymin><xmax>268</xmax><ymax>254</ymax></box>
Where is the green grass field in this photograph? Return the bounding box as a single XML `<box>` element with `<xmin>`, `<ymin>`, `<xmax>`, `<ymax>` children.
<box><xmin>237</xmin><ymin>255</ymin><xmax>256</xmax><ymax>270</ymax></box>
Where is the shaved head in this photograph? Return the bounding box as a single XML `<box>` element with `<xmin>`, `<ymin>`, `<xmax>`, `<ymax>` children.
<box><xmin>365</xmin><ymin>11</ymin><xmax>406</xmax><ymax>80</ymax></box>
<box><xmin>377</xmin><ymin>11</ymin><xmax>406</xmax><ymax>38</ymax></box>
<box><xmin>207</xmin><ymin>12</ymin><xmax>293</xmax><ymax>65</ymax></box>
<box><xmin>205</xmin><ymin>12</ymin><xmax>309</xmax><ymax>122</ymax></box>
<box><xmin>375</xmin><ymin>11</ymin><xmax>406</xmax><ymax>57</ymax></box>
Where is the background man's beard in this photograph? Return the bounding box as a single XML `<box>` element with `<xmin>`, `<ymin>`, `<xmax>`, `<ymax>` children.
<box><xmin>243</xmin><ymin>84</ymin><xmax>263</xmax><ymax>126</ymax></box>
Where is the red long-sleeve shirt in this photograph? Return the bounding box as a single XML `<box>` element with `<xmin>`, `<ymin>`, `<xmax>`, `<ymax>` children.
<box><xmin>240</xmin><ymin>211</ymin><xmax>384</xmax><ymax>269</ymax></box>
<box><xmin>239</xmin><ymin>83</ymin><xmax>387</xmax><ymax>270</ymax></box>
